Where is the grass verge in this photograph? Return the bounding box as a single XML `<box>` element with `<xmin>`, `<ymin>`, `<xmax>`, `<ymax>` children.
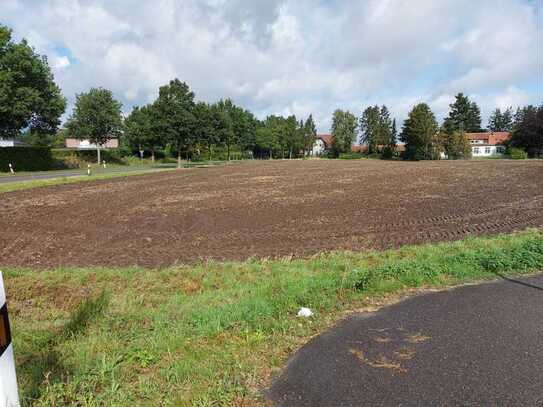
<box><xmin>4</xmin><ymin>230</ymin><xmax>543</xmax><ymax>405</ymax></box>
<box><xmin>0</xmin><ymin>169</ymin><xmax>175</xmax><ymax>194</ymax></box>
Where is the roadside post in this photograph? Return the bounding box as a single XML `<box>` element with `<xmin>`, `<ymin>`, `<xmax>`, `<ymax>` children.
<box><xmin>7</xmin><ymin>164</ymin><xmax>14</xmax><ymax>175</ymax></box>
<box><xmin>87</xmin><ymin>164</ymin><xmax>92</xmax><ymax>176</ymax></box>
<box><xmin>0</xmin><ymin>271</ymin><xmax>20</xmax><ymax>407</ymax></box>
<box><xmin>103</xmin><ymin>160</ymin><xmax>107</xmax><ymax>169</ymax></box>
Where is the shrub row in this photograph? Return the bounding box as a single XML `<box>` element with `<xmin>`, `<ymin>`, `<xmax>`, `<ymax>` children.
<box><xmin>0</xmin><ymin>147</ymin><xmax>56</xmax><ymax>172</ymax></box>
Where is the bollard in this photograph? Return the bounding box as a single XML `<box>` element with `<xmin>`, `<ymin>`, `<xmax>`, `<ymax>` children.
<box><xmin>8</xmin><ymin>163</ymin><xmax>14</xmax><ymax>174</ymax></box>
<box><xmin>103</xmin><ymin>160</ymin><xmax>107</xmax><ymax>169</ymax></box>
<box><xmin>87</xmin><ymin>164</ymin><xmax>91</xmax><ymax>176</ymax></box>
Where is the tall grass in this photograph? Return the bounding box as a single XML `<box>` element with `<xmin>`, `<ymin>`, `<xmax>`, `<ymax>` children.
<box><xmin>5</xmin><ymin>230</ymin><xmax>543</xmax><ymax>405</ymax></box>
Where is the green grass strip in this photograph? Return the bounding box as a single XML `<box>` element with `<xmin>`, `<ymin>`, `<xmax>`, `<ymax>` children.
<box><xmin>4</xmin><ymin>229</ymin><xmax>543</xmax><ymax>405</ymax></box>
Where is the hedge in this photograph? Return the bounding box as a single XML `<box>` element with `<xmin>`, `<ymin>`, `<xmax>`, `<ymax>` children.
<box><xmin>0</xmin><ymin>147</ymin><xmax>56</xmax><ymax>172</ymax></box>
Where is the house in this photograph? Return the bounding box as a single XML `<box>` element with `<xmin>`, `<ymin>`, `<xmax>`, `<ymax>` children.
<box><xmin>310</xmin><ymin>134</ymin><xmax>333</xmax><ymax>156</ymax></box>
<box><xmin>0</xmin><ymin>138</ymin><xmax>25</xmax><ymax>148</ymax></box>
<box><xmin>467</xmin><ymin>132</ymin><xmax>510</xmax><ymax>157</ymax></box>
<box><xmin>65</xmin><ymin>138</ymin><xmax>119</xmax><ymax>150</ymax></box>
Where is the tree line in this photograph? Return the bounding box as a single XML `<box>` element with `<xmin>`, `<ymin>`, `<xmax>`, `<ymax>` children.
<box><xmin>1</xmin><ymin>23</ymin><xmax>542</xmax><ymax>162</ymax></box>
<box><xmin>329</xmin><ymin>92</ymin><xmax>543</xmax><ymax>159</ymax></box>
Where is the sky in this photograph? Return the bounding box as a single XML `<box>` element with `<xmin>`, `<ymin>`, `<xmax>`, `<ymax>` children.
<box><xmin>3</xmin><ymin>0</ymin><xmax>543</xmax><ymax>132</ymax></box>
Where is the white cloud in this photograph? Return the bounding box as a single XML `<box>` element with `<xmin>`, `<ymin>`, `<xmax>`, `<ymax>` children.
<box><xmin>2</xmin><ymin>0</ymin><xmax>542</xmax><ymax>131</ymax></box>
<box><xmin>52</xmin><ymin>56</ymin><xmax>70</xmax><ymax>70</ymax></box>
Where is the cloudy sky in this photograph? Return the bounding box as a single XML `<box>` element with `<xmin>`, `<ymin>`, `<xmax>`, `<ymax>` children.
<box><xmin>3</xmin><ymin>0</ymin><xmax>543</xmax><ymax>131</ymax></box>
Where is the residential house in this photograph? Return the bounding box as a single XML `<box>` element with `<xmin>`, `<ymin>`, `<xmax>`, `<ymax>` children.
<box><xmin>467</xmin><ymin>132</ymin><xmax>510</xmax><ymax>157</ymax></box>
<box><xmin>310</xmin><ymin>134</ymin><xmax>333</xmax><ymax>156</ymax></box>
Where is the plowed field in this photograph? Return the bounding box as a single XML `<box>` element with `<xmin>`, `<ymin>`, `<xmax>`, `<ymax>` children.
<box><xmin>1</xmin><ymin>160</ymin><xmax>542</xmax><ymax>268</ymax></box>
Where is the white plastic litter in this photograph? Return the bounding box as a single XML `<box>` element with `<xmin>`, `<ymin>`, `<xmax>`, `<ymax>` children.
<box><xmin>297</xmin><ymin>307</ymin><xmax>313</xmax><ymax>318</ymax></box>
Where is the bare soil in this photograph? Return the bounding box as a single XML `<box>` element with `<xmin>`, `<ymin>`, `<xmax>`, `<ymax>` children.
<box><xmin>1</xmin><ymin>159</ymin><xmax>542</xmax><ymax>269</ymax></box>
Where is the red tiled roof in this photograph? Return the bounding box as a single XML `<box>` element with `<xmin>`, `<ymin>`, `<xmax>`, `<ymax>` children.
<box><xmin>317</xmin><ymin>134</ymin><xmax>333</xmax><ymax>149</ymax></box>
<box><xmin>466</xmin><ymin>132</ymin><xmax>510</xmax><ymax>146</ymax></box>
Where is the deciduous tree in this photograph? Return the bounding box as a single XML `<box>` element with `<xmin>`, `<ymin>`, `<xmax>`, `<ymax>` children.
<box><xmin>0</xmin><ymin>25</ymin><xmax>66</xmax><ymax>139</ymax></box>
<box><xmin>66</xmin><ymin>87</ymin><xmax>123</xmax><ymax>164</ymax></box>
<box><xmin>331</xmin><ymin>109</ymin><xmax>357</xmax><ymax>157</ymax></box>
<box><xmin>509</xmin><ymin>105</ymin><xmax>543</xmax><ymax>157</ymax></box>
<box><xmin>152</xmin><ymin>79</ymin><xmax>196</xmax><ymax>167</ymax></box>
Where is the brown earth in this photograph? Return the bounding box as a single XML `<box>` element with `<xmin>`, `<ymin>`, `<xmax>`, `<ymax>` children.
<box><xmin>1</xmin><ymin>159</ymin><xmax>542</xmax><ymax>269</ymax></box>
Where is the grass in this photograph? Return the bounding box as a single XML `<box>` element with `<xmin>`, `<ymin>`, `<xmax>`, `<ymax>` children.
<box><xmin>0</xmin><ymin>169</ymin><xmax>176</xmax><ymax>194</ymax></box>
<box><xmin>0</xmin><ymin>160</ymin><xmax>236</xmax><ymax>194</ymax></box>
<box><xmin>4</xmin><ymin>230</ymin><xmax>543</xmax><ymax>405</ymax></box>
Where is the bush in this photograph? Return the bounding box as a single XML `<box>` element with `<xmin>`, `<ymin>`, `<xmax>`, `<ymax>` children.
<box><xmin>381</xmin><ymin>146</ymin><xmax>394</xmax><ymax>159</ymax></box>
<box><xmin>338</xmin><ymin>152</ymin><xmax>364</xmax><ymax>160</ymax></box>
<box><xmin>0</xmin><ymin>146</ymin><xmax>56</xmax><ymax>172</ymax></box>
<box><xmin>508</xmin><ymin>147</ymin><xmax>528</xmax><ymax>160</ymax></box>
<box><xmin>51</xmin><ymin>149</ymin><xmax>127</xmax><ymax>167</ymax></box>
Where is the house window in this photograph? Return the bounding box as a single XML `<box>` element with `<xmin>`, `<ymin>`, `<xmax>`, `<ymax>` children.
<box><xmin>485</xmin><ymin>147</ymin><xmax>491</xmax><ymax>154</ymax></box>
<box><xmin>473</xmin><ymin>147</ymin><xmax>480</xmax><ymax>154</ymax></box>
<box><xmin>497</xmin><ymin>146</ymin><xmax>505</xmax><ymax>154</ymax></box>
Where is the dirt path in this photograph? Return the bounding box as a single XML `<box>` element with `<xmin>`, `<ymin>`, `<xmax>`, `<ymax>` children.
<box><xmin>1</xmin><ymin>160</ymin><xmax>542</xmax><ymax>268</ymax></box>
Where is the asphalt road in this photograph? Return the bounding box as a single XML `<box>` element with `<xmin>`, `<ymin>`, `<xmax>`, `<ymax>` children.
<box><xmin>0</xmin><ymin>166</ymin><xmax>167</xmax><ymax>184</ymax></box>
<box><xmin>268</xmin><ymin>273</ymin><xmax>543</xmax><ymax>406</ymax></box>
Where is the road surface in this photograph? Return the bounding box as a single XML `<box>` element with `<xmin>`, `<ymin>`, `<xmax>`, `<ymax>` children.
<box><xmin>268</xmin><ymin>273</ymin><xmax>543</xmax><ymax>406</ymax></box>
<box><xmin>0</xmin><ymin>166</ymin><xmax>169</xmax><ymax>184</ymax></box>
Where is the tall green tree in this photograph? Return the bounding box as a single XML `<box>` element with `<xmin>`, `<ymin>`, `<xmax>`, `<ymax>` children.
<box><xmin>283</xmin><ymin>115</ymin><xmax>301</xmax><ymax>159</ymax></box>
<box><xmin>66</xmin><ymin>87</ymin><xmax>123</xmax><ymax>164</ymax></box>
<box><xmin>443</xmin><ymin>93</ymin><xmax>482</xmax><ymax>133</ymax></box>
<box><xmin>488</xmin><ymin>107</ymin><xmax>513</xmax><ymax>132</ymax></box>
<box><xmin>0</xmin><ymin>25</ymin><xmax>66</xmax><ymax>139</ymax></box>
<box><xmin>255</xmin><ymin>125</ymin><xmax>278</xmax><ymax>159</ymax></box>
<box><xmin>124</xmin><ymin>104</ymin><xmax>161</xmax><ymax>162</ymax></box>
<box><xmin>302</xmin><ymin>115</ymin><xmax>317</xmax><ymax>156</ymax></box>
<box><xmin>509</xmin><ymin>105</ymin><xmax>543</xmax><ymax>157</ymax></box>
<box><xmin>400</xmin><ymin>103</ymin><xmax>440</xmax><ymax>160</ymax></box>
<box><xmin>331</xmin><ymin>109</ymin><xmax>357</xmax><ymax>156</ymax></box>
<box><xmin>359</xmin><ymin>106</ymin><xmax>380</xmax><ymax>153</ymax></box>
<box><xmin>153</xmin><ymin>79</ymin><xmax>196</xmax><ymax>167</ymax></box>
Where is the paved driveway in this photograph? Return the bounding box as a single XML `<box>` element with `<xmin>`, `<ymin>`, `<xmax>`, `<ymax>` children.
<box><xmin>268</xmin><ymin>273</ymin><xmax>543</xmax><ymax>406</ymax></box>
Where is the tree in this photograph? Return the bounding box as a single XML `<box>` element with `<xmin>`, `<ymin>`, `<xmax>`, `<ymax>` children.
<box><xmin>359</xmin><ymin>106</ymin><xmax>381</xmax><ymax>153</ymax></box>
<box><xmin>302</xmin><ymin>115</ymin><xmax>317</xmax><ymax>156</ymax></box>
<box><xmin>488</xmin><ymin>107</ymin><xmax>513</xmax><ymax>132</ymax></box>
<box><xmin>440</xmin><ymin>130</ymin><xmax>472</xmax><ymax>159</ymax></box>
<box><xmin>443</xmin><ymin>93</ymin><xmax>482</xmax><ymax>134</ymax></box>
<box><xmin>66</xmin><ymin>87</ymin><xmax>123</xmax><ymax>164</ymax></box>
<box><xmin>283</xmin><ymin>115</ymin><xmax>300</xmax><ymax>159</ymax></box>
<box><xmin>360</xmin><ymin>105</ymin><xmax>394</xmax><ymax>153</ymax></box>
<box><xmin>153</xmin><ymin>79</ymin><xmax>196</xmax><ymax>167</ymax></box>
<box><xmin>0</xmin><ymin>24</ymin><xmax>66</xmax><ymax>139</ymax></box>
<box><xmin>331</xmin><ymin>109</ymin><xmax>357</xmax><ymax>156</ymax></box>
<box><xmin>124</xmin><ymin>104</ymin><xmax>160</xmax><ymax>162</ymax></box>
<box><xmin>400</xmin><ymin>103</ymin><xmax>440</xmax><ymax>160</ymax></box>
<box><xmin>509</xmin><ymin>105</ymin><xmax>543</xmax><ymax>158</ymax></box>
<box><xmin>255</xmin><ymin>125</ymin><xmax>278</xmax><ymax>159</ymax></box>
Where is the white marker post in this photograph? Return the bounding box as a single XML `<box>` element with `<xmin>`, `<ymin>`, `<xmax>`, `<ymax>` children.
<box><xmin>7</xmin><ymin>164</ymin><xmax>14</xmax><ymax>175</ymax></box>
<box><xmin>0</xmin><ymin>272</ymin><xmax>20</xmax><ymax>407</ymax></box>
<box><xmin>87</xmin><ymin>164</ymin><xmax>91</xmax><ymax>176</ymax></box>
<box><xmin>103</xmin><ymin>160</ymin><xmax>107</xmax><ymax>169</ymax></box>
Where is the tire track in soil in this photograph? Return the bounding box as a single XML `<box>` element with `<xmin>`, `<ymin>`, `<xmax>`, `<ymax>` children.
<box><xmin>0</xmin><ymin>160</ymin><xmax>542</xmax><ymax>268</ymax></box>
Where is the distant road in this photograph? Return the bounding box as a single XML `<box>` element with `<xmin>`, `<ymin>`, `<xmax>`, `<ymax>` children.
<box><xmin>0</xmin><ymin>166</ymin><xmax>170</xmax><ymax>184</ymax></box>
